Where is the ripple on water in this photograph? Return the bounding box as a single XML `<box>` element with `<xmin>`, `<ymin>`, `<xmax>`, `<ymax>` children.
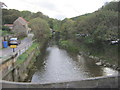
<box><xmin>31</xmin><ymin>46</ymin><xmax>118</xmax><ymax>83</ymax></box>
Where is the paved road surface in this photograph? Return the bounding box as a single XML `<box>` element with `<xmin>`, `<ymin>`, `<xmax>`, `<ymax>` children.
<box><xmin>0</xmin><ymin>34</ymin><xmax>34</xmax><ymax>60</ymax></box>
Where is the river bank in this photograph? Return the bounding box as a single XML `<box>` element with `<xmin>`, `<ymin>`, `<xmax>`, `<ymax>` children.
<box><xmin>79</xmin><ymin>51</ymin><xmax>120</xmax><ymax>71</ymax></box>
<box><xmin>22</xmin><ymin>39</ymin><xmax>119</xmax><ymax>83</ymax></box>
<box><xmin>24</xmin><ymin>40</ymin><xmax>49</xmax><ymax>82</ymax></box>
<box><xmin>58</xmin><ymin>39</ymin><xmax>119</xmax><ymax>72</ymax></box>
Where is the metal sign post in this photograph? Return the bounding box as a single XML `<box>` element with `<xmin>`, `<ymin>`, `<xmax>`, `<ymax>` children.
<box><xmin>10</xmin><ymin>45</ymin><xmax>17</xmax><ymax>52</ymax></box>
<box><xmin>13</xmin><ymin>48</ymin><xmax>15</xmax><ymax>52</ymax></box>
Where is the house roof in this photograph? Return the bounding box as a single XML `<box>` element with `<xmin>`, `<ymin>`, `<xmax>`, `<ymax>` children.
<box><xmin>14</xmin><ymin>17</ymin><xmax>28</xmax><ymax>25</ymax></box>
<box><xmin>4</xmin><ymin>24</ymin><xmax>13</xmax><ymax>27</ymax></box>
<box><xmin>19</xmin><ymin>17</ymin><xmax>28</xmax><ymax>23</ymax></box>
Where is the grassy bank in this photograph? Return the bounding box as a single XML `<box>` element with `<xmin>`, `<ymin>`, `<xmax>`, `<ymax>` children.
<box><xmin>88</xmin><ymin>44</ymin><xmax>118</xmax><ymax>65</ymax></box>
<box><xmin>16</xmin><ymin>42</ymin><xmax>39</xmax><ymax>65</ymax></box>
<box><xmin>58</xmin><ymin>39</ymin><xmax>118</xmax><ymax>67</ymax></box>
<box><xmin>77</xmin><ymin>40</ymin><xmax>118</xmax><ymax>66</ymax></box>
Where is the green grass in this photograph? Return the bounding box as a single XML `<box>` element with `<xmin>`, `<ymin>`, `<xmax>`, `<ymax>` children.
<box><xmin>77</xmin><ymin>41</ymin><xmax>118</xmax><ymax>66</ymax></box>
<box><xmin>16</xmin><ymin>42</ymin><xmax>39</xmax><ymax>65</ymax></box>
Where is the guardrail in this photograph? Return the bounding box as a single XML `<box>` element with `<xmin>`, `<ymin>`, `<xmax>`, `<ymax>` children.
<box><xmin>0</xmin><ymin>40</ymin><xmax>36</xmax><ymax>64</ymax></box>
<box><xmin>16</xmin><ymin>42</ymin><xmax>33</xmax><ymax>58</ymax></box>
<box><xmin>0</xmin><ymin>40</ymin><xmax>37</xmax><ymax>80</ymax></box>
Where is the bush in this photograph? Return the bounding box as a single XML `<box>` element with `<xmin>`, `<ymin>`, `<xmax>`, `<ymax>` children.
<box><xmin>2</xmin><ymin>26</ymin><xmax>10</xmax><ymax>31</ymax></box>
<box><xmin>16</xmin><ymin>32</ymin><xmax>27</xmax><ymax>39</ymax></box>
<box><xmin>59</xmin><ymin>40</ymin><xmax>79</xmax><ymax>53</ymax></box>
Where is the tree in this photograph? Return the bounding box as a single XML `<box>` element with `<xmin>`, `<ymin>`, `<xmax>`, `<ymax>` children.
<box><xmin>60</xmin><ymin>18</ymin><xmax>75</xmax><ymax>39</ymax></box>
<box><xmin>31</xmin><ymin>12</ymin><xmax>49</xmax><ymax>21</ymax></box>
<box><xmin>2</xmin><ymin>9</ymin><xmax>21</xmax><ymax>24</ymax></box>
<box><xmin>21</xmin><ymin>10</ymin><xmax>32</xmax><ymax>21</ymax></box>
<box><xmin>101</xmin><ymin>2</ymin><xmax>118</xmax><ymax>12</ymax></box>
<box><xmin>29</xmin><ymin>18</ymin><xmax>50</xmax><ymax>42</ymax></box>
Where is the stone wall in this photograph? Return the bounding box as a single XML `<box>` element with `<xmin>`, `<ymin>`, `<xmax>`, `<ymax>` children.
<box><xmin>1</xmin><ymin>48</ymin><xmax>37</xmax><ymax>82</ymax></box>
<box><xmin>1</xmin><ymin>75</ymin><xmax>119</xmax><ymax>88</ymax></box>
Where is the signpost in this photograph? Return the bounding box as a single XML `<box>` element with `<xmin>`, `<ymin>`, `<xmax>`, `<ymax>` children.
<box><xmin>10</xmin><ymin>45</ymin><xmax>17</xmax><ymax>52</ymax></box>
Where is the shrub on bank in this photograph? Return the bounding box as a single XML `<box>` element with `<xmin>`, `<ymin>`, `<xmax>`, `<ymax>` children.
<box><xmin>59</xmin><ymin>40</ymin><xmax>79</xmax><ymax>53</ymax></box>
<box><xmin>16</xmin><ymin>43</ymin><xmax>39</xmax><ymax>65</ymax></box>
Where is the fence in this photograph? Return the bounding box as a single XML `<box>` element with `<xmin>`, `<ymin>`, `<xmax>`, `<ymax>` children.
<box><xmin>0</xmin><ymin>40</ymin><xmax>34</xmax><ymax>65</ymax></box>
<box><xmin>16</xmin><ymin>42</ymin><xmax>33</xmax><ymax>58</ymax></box>
<box><xmin>0</xmin><ymin>40</ymin><xmax>36</xmax><ymax>80</ymax></box>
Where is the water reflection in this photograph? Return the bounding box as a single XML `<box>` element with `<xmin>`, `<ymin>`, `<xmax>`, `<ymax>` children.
<box><xmin>31</xmin><ymin>46</ymin><xmax>118</xmax><ymax>83</ymax></box>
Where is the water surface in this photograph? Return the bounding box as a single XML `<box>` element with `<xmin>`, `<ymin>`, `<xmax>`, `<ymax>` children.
<box><xmin>31</xmin><ymin>46</ymin><xmax>118</xmax><ymax>83</ymax></box>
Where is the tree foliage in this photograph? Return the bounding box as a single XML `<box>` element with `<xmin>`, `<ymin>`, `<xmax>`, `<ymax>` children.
<box><xmin>29</xmin><ymin>18</ymin><xmax>50</xmax><ymax>42</ymax></box>
<box><xmin>60</xmin><ymin>18</ymin><xmax>75</xmax><ymax>39</ymax></box>
<box><xmin>2</xmin><ymin>9</ymin><xmax>49</xmax><ymax>25</ymax></box>
<box><xmin>2</xmin><ymin>8</ymin><xmax>51</xmax><ymax>42</ymax></box>
<box><xmin>59</xmin><ymin>2</ymin><xmax>119</xmax><ymax>43</ymax></box>
<box><xmin>2</xmin><ymin>1</ymin><xmax>119</xmax><ymax>44</ymax></box>
<box><xmin>2</xmin><ymin>9</ymin><xmax>21</xmax><ymax>24</ymax></box>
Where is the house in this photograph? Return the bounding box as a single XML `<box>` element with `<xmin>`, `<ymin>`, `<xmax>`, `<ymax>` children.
<box><xmin>4</xmin><ymin>24</ymin><xmax>13</xmax><ymax>30</ymax></box>
<box><xmin>12</xmin><ymin>17</ymin><xmax>31</xmax><ymax>35</ymax></box>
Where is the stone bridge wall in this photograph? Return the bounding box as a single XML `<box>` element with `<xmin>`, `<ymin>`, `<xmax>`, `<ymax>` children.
<box><xmin>0</xmin><ymin>47</ymin><xmax>37</xmax><ymax>82</ymax></box>
<box><xmin>1</xmin><ymin>75</ymin><xmax>119</xmax><ymax>88</ymax></box>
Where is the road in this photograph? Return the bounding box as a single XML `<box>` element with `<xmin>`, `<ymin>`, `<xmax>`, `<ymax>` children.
<box><xmin>0</xmin><ymin>34</ymin><xmax>34</xmax><ymax>61</ymax></box>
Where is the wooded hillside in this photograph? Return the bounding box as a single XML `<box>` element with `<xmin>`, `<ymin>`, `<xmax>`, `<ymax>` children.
<box><xmin>59</xmin><ymin>2</ymin><xmax>119</xmax><ymax>43</ymax></box>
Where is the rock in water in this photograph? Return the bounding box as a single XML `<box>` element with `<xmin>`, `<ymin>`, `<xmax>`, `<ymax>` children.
<box><xmin>96</xmin><ymin>62</ymin><xmax>102</xmax><ymax>66</ymax></box>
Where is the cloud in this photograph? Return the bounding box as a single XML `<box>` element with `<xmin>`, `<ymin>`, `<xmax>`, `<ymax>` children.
<box><xmin>1</xmin><ymin>0</ymin><xmax>113</xmax><ymax>20</ymax></box>
<box><xmin>38</xmin><ymin>2</ymin><xmax>57</xmax><ymax>11</ymax></box>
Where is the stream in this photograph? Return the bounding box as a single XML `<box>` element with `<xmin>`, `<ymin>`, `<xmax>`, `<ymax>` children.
<box><xmin>31</xmin><ymin>45</ymin><xmax>118</xmax><ymax>83</ymax></box>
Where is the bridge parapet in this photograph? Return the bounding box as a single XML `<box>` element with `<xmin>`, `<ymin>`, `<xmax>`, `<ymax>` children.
<box><xmin>1</xmin><ymin>75</ymin><xmax>119</xmax><ymax>88</ymax></box>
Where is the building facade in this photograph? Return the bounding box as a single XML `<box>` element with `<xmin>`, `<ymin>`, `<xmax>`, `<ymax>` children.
<box><xmin>12</xmin><ymin>17</ymin><xmax>31</xmax><ymax>35</ymax></box>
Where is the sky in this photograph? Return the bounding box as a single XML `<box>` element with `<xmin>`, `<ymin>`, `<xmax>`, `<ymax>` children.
<box><xmin>1</xmin><ymin>0</ymin><xmax>114</xmax><ymax>20</ymax></box>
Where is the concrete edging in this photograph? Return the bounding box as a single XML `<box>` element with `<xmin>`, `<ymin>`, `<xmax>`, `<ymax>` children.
<box><xmin>1</xmin><ymin>75</ymin><xmax>119</xmax><ymax>88</ymax></box>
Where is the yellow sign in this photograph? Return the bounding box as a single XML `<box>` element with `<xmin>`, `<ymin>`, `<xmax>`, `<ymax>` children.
<box><xmin>10</xmin><ymin>45</ymin><xmax>17</xmax><ymax>48</ymax></box>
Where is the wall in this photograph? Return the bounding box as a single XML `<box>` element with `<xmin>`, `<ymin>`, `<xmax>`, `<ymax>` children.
<box><xmin>0</xmin><ymin>44</ymin><xmax>38</xmax><ymax>82</ymax></box>
<box><xmin>13</xmin><ymin>20</ymin><xmax>27</xmax><ymax>34</ymax></box>
<box><xmin>1</xmin><ymin>75</ymin><xmax>119</xmax><ymax>88</ymax></box>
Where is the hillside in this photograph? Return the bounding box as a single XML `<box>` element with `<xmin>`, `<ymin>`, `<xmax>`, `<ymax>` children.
<box><xmin>2</xmin><ymin>9</ymin><xmax>49</xmax><ymax>24</ymax></box>
<box><xmin>71</xmin><ymin>1</ymin><xmax>119</xmax><ymax>41</ymax></box>
<box><xmin>57</xmin><ymin>1</ymin><xmax>119</xmax><ymax>66</ymax></box>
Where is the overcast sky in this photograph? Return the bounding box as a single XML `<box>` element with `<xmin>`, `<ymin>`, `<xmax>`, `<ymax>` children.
<box><xmin>1</xmin><ymin>0</ymin><xmax>114</xmax><ymax>20</ymax></box>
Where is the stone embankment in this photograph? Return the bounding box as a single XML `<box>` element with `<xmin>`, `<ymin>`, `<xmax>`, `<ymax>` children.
<box><xmin>1</xmin><ymin>42</ymin><xmax>40</xmax><ymax>82</ymax></box>
<box><xmin>79</xmin><ymin>52</ymin><xmax>120</xmax><ymax>71</ymax></box>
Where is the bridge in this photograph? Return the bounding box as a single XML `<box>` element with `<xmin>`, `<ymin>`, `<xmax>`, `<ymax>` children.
<box><xmin>1</xmin><ymin>75</ymin><xmax>119</xmax><ymax>88</ymax></box>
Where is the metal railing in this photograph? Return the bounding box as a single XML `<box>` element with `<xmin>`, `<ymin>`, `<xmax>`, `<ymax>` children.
<box><xmin>0</xmin><ymin>41</ymin><xmax>34</xmax><ymax>64</ymax></box>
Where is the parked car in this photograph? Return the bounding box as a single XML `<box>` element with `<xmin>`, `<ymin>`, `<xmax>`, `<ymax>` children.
<box><xmin>110</xmin><ymin>39</ymin><xmax>120</xmax><ymax>45</ymax></box>
<box><xmin>8</xmin><ymin>38</ymin><xmax>21</xmax><ymax>46</ymax></box>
